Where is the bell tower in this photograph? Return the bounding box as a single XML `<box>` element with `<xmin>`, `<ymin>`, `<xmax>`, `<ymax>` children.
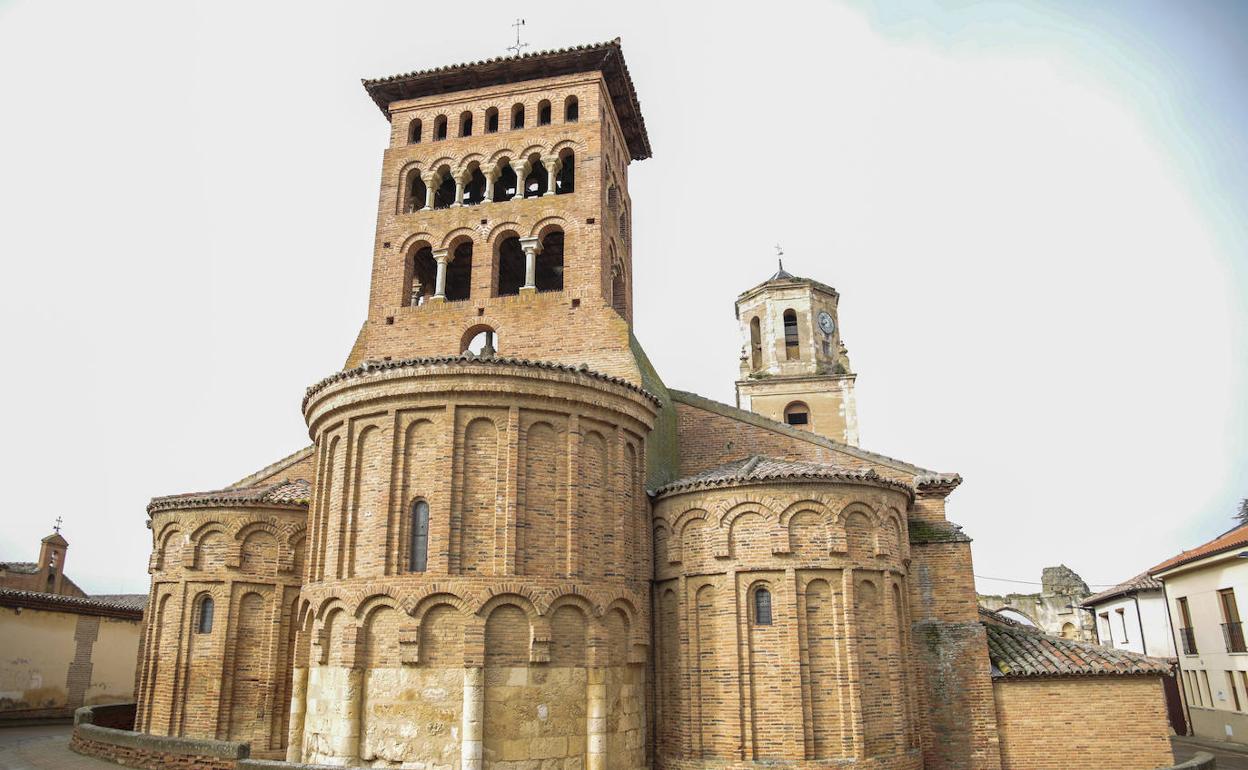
<box><xmin>349</xmin><ymin>40</ymin><xmax>651</xmax><ymax>385</ymax></box>
<box><xmin>734</xmin><ymin>262</ymin><xmax>860</xmax><ymax>445</ymax></box>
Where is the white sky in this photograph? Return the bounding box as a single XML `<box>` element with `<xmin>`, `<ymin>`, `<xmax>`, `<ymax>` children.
<box><xmin>0</xmin><ymin>0</ymin><xmax>1243</xmax><ymax>596</ymax></box>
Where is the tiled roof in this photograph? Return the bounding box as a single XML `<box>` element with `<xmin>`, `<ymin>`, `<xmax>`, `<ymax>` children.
<box><xmin>984</xmin><ymin>621</ymin><xmax>1171</xmax><ymax>679</ymax></box>
<box><xmin>0</xmin><ymin>561</ymin><xmax>38</xmax><ymax>574</ymax></box>
<box><xmin>1081</xmin><ymin>572</ymin><xmax>1164</xmax><ymax>607</ymax></box>
<box><xmin>654</xmin><ymin>455</ymin><xmax>913</xmax><ymax>499</ymax></box>
<box><xmin>147</xmin><ymin>479</ymin><xmax>311</xmax><ymax>515</ymax></box>
<box><xmin>0</xmin><ymin>588</ymin><xmax>145</xmax><ymax>620</ymax></box>
<box><xmin>303</xmin><ymin>355</ymin><xmax>662</xmax><ymax>411</ymax></box>
<box><xmin>1150</xmin><ymin>522</ymin><xmax>1248</xmax><ymax>575</ymax></box>
<box><xmin>978</xmin><ymin>607</ymin><xmax>1025</xmax><ymax>627</ymax></box>
<box><xmin>230</xmin><ymin>445</ymin><xmax>315</xmax><ymax>489</ymax></box>
<box><xmin>362</xmin><ymin>39</ymin><xmax>652</xmax><ymax>161</ymax></box>
<box><xmin>90</xmin><ymin>594</ymin><xmax>149</xmax><ymax>611</ymax></box>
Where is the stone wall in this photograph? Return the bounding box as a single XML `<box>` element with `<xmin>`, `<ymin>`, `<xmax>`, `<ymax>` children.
<box><xmin>977</xmin><ymin>566</ymin><xmax>1094</xmax><ymax>641</ymax></box>
<box><xmin>71</xmin><ymin>703</ymin><xmax>249</xmax><ymax>770</ymax></box>
<box><xmin>991</xmin><ymin>677</ymin><xmax>1174</xmax><ymax>770</ymax></box>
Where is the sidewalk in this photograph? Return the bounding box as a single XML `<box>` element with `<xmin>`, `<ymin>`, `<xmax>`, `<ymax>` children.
<box><xmin>0</xmin><ymin>725</ymin><xmax>119</xmax><ymax>770</ymax></box>
<box><xmin>1173</xmin><ymin>734</ymin><xmax>1248</xmax><ymax>770</ymax></box>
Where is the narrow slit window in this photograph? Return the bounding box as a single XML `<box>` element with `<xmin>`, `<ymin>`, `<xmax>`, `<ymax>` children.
<box><xmin>783</xmin><ymin>309</ymin><xmax>800</xmax><ymax>360</ymax></box>
<box><xmin>410</xmin><ymin>500</ymin><xmax>429</xmax><ymax>572</ymax></box>
<box><xmin>564</xmin><ymin>95</ymin><xmax>579</xmax><ymax>122</ymax></box>
<box><xmin>197</xmin><ymin>596</ymin><xmax>214</xmax><ymax>634</ymax></box>
<box><xmin>754</xmin><ymin>588</ymin><xmax>773</xmax><ymax>625</ymax></box>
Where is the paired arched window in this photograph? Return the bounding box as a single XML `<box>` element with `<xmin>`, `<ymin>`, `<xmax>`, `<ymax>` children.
<box><xmin>784</xmin><ymin>401</ymin><xmax>810</xmax><ymax>429</ymax></box>
<box><xmin>485</xmin><ymin>107</ymin><xmax>499</xmax><ymax>133</ymax></box>
<box><xmin>511</xmin><ymin>104</ymin><xmax>525</xmax><ymax>129</ymax></box>
<box><xmin>404</xmin><ymin>169</ymin><xmax>427</xmax><ymax>213</ymax></box>
<box><xmin>783</xmin><ymin>309</ymin><xmax>800</xmax><ymax>360</ymax></box>
<box><xmin>406</xmin><ymin>245</ymin><xmax>436</xmax><ymax>307</ymax></box>
<box><xmin>497</xmin><ymin>236</ymin><xmax>525</xmax><ymax>296</ymax></box>
<box><xmin>494</xmin><ymin>160</ymin><xmax>517</xmax><ymax>202</ymax></box>
<box><xmin>753</xmin><ymin>588</ymin><xmax>773</xmax><ymax>626</ymax></box>
<box><xmin>523</xmin><ymin>156</ymin><xmax>548</xmax><ymax>198</ymax></box>
<box><xmin>564</xmin><ymin>95</ymin><xmax>579</xmax><ymax>123</ymax></box>
<box><xmin>462</xmin><ymin>165</ymin><xmax>487</xmax><ymax>205</ymax></box>
<box><xmin>535</xmin><ymin>230</ymin><xmax>564</xmax><ymax>292</ymax></box>
<box><xmin>446</xmin><ymin>241</ymin><xmax>473</xmax><ymax>301</ymax></box>
<box><xmin>555</xmin><ymin>151</ymin><xmax>575</xmax><ymax>194</ymax></box>
<box><xmin>459</xmin><ymin>111</ymin><xmax>473</xmax><ymax>137</ymax></box>
<box><xmin>196</xmin><ymin>595</ymin><xmax>214</xmax><ymax>634</ymax></box>
<box><xmin>538</xmin><ymin>99</ymin><xmax>552</xmax><ymax>126</ymax></box>
<box><xmin>433</xmin><ymin>115</ymin><xmax>448</xmax><ymax>141</ymax></box>
<box><xmin>432</xmin><ymin>167</ymin><xmax>456</xmax><ymax>209</ymax></box>
<box><xmin>408</xmin><ymin>119</ymin><xmax>422</xmax><ymax>144</ymax></box>
<box><xmin>409</xmin><ymin>500</ymin><xmax>429</xmax><ymax>572</ymax></box>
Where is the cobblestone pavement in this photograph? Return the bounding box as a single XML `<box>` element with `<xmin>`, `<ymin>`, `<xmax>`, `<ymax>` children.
<box><xmin>0</xmin><ymin>724</ymin><xmax>118</xmax><ymax>770</ymax></box>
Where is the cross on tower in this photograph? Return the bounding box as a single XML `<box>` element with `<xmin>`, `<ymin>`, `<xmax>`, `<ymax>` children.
<box><xmin>507</xmin><ymin>18</ymin><xmax>528</xmax><ymax>57</ymax></box>
<box><xmin>53</xmin><ymin>516</ymin><xmax>63</xmax><ymax>534</ymax></box>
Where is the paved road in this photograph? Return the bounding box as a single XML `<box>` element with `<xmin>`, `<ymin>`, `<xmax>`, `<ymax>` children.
<box><xmin>1173</xmin><ymin>735</ymin><xmax>1248</xmax><ymax>770</ymax></box>
<box><xmin>0</xmin><ymin>724</ymin><xmax>118</xmax><ymax>770</ymax></box>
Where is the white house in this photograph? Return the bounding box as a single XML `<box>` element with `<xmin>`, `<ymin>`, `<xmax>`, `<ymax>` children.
<box><xmin>1081</xmin><ymin>571</ymin><xmax>1175</xmax><ymax>658</ymax></box>
<box><xmin>1153</xmin><ymin>520</ymin><xmax>1248</xmax><ymax>745</ymax></box>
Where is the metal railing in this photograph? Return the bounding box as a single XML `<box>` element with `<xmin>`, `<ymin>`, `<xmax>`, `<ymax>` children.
<box><xmin>1223</xmin><ymin>621</ymin><xmax>1246</xmax><ymax>653</ymax></box>
<box><xmin>1179</xmin><ymin>627</ymin><xmax>1198</xmax><ymax>655</ymax></box>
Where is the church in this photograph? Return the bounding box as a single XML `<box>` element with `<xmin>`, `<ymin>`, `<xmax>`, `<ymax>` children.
<box><xmin>98</xmin><ymin>40</ymin><xmax>1183</xmax><ymax>770</ymax></box>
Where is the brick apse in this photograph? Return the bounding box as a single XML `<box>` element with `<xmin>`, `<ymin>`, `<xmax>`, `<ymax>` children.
<box><xmin>121</xmin><ymin>40</ymin><xmax>1176</xmax><ymax>770</ymax></box>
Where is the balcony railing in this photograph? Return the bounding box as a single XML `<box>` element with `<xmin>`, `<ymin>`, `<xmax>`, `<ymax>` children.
<box><xmin>1223</xmin><ymin>622</ymin><xmax>1247</xmax><ymax>653</ymax></box>
<box><xmin>1179</xmin><ymin>627</ymin><xmax>1198</xmax><ymax>655</ymax></box>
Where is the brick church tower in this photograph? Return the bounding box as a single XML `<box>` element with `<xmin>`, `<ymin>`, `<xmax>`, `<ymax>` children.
<box><xmin>735</xmin><ymin>263</ymin><xmax>859</xmax><ymax>445</ymax></box>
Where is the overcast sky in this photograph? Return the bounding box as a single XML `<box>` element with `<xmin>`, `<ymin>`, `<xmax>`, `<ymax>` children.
<box><xmin>1</xmin><ymin>0</ymin><xmax>1244</xmax><ymax>596</ymax></box>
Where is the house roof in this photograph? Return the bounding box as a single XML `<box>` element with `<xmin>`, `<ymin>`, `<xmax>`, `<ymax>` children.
<box><xmin>1150</xmin><ymin>522</ymin><xmax>1248</xmax><ymax>576</ymax></box>
<box><xmin>0</xmin><ymin>561</ymin><xmax>38</xmax><ymax>574</ymax></box>
<box><xmin>653</xmin><ymin>455</ymin><xmax>914</xmax><ymax>499</ymax></box>
<box><xmin>1081</xmin><ymin>571</ymin><xmax>1164</xmax><ymax>607</ymax></box>
<box><xmin>147</xmin><ymin>478</ymin><xmax>311</xmax><ymax>515</ymax></box>
<box><xmin>984</xmin><ymin>619</ymin><xmax>1171</xmax><ymax>679</ymax></box>
<box><xmin>89</xmin><ymin>594</ymin><xmax>149</xmax><ymax>611</ymax></box>
<box><xmin>0</xmin><ymin>588</ymin><xmax>145</xmax><ymax>620</ymax></box>
<box><xmin>362</xmin><ymin>38</ymin><xmax>652</xmax><ymax>161</ymax></box>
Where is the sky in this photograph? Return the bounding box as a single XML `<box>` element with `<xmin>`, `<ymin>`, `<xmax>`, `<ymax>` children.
<box><xmin>0</xmin><ymin>0</ymin><xmax>1244</xmax><ymax>596</ymax></box>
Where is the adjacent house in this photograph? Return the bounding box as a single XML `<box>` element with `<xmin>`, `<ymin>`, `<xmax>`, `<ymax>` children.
<box><xmin>1152</xmin><ymin>520</ymin><xmax>1248</xmax><ymax>744</ymax></box>
<box><xmin>1082</xmin><ymin>571</ymin><xmax>1175</xmax><ymax>658</ymax></box>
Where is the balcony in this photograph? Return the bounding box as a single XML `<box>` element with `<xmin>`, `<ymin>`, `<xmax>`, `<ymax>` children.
<box><xmin>1223</xmin><ymin>622</ymin><xmax>1247</xmax><ymax>653</ymax></box>
<box><xmin>1179</xmin><ymin>627</ymin><xmax>1198</xmax><ymax>655</ymax></box>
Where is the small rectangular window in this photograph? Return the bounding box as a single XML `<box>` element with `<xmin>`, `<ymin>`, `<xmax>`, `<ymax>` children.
<box><xmin>1100</xmin><ymin>612</ymin><xmax>1113</xmax><ymax>645</ymax></box>
<box><xmin>1116</xmin><ymin>607</ymin><xmax>1129</xmax><ymax>642</ymax></box>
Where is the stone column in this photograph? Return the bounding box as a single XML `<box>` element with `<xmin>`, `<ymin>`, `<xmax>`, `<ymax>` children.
<box><xmin>332</xmin><ymin>627</ymin><xmax>362</xmax><ymax>764</ymax></box>
<box><xmin>423</xmin><ymin>174</ymin><xmax>437</xmax><ymax>210</ymax></box>
<box><xmin>515</xmin><ymin>160</ymin><xmax>531</xmax><ymax>199</ymax></box>
<box><xmin>462</xmin><ymin>667</ymin><xmax>485</xmax><ymax>770</ymax></box>
<box><xmin>587</xmin><ymin>668</ymin><xmax>607</xmax><ymax>770</ymax></box>
<box><xmin>453</xmin><ymin>175</ymin><xmax>466</xmax><ymax>207</ymax></box>
<box><xmin>519</xmin><ymin>236</ymin><xmax>540</xmax><ymax>293</ymax></box>
<box><xmin>285</xmin><ymin>664</ymin><xmax>308</xmax><ymax>761</ymax></box>
<box><xmin>483</xmin><ymin>167</ymin><xmax>497</xmax><ymax>203</ymax></box>
<box><xmin>544</xmin><ymin>156</ymin><xmax>560</xmax><ymax>196</ymax></box>
<box><xmin>432</xmin><ymin>248</ymin><xmax>449</xmax><ymax>302</ymax></box>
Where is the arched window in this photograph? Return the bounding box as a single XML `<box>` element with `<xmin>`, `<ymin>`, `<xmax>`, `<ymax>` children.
<box><xmin>433</xmin><ymin>115</ymin><xmax>448</xmax><ymax>141</ymax></box>
<box><xmin>462</xmin><ymin>165</ymin><xmax>486</xmax><ymax>205</ymax></box>
<box><xmin>1061</xmin><ymin>622</ymin><xmax>1077</xmax><ymax>639</ymax></box>
<box><xmin>749</xmin><ymin>317</ymin><xmax>762</xmax><ymax>370</ymax></box>
<box><xmin>753</xmin><ymin>588</ymin><xmax>773</xmax><ymax>625</ymax></box>
<box><xmin>523</xmin><ymin>156</ymin><xmax>547</xmax><ymax>198</ymax></box>
<box><xmin>445</xmin><ymin>241</ymin><xmax>473</xmax><ymax>301</ymax></box>
<box><xmin>564</xmin><ymin>95</ymin><xmax>579</xmax><ymax>123</ymax></box>
<box><xmin>538</xmin><ymin>99</ymin><xmax>552</xmax><ymax>126</ymax></box>
<box><xmin>555</xmin><ymin>150</ymin><xmax>574</xmax><ymax>194</ymax></box>
<box><xmin>535</xmin><ymin>230</ymin><xmax>564</xmax><ymax>292</ymax></box>
<box><xmin>784</xmin><ymin>401</ymin><xmax>810</xmax><ymax>429</ymax></box>
<box><xmin>463</xmin><ymin>325</ymin><xmax>498</xmax><ymax>356</ymax></box>
<box><xmin>406</xmin><ymin>245</ymin><xmax>436</xmax><ymax>306</ymax></box>
<box><xmin>460</xmin><ymin>111</ymin><xmax>473</xmax><ymax>137</ymax></box>
<box><xmin>408</xmin><ymin>119</ymin><xmax>422</xmax><ymax>144</ymax></box>
<box><xmin>432</xmin><ymin>167</ymin><xmax>455</xmax><ymax>209</ymax></box>
<box><xmin>610</xmin><ymin>250</ymin><xmax>626</xmax><ymax>317</ymax></box>
<box><xmin>511</xmin><ymin>103</ymin><xmax>525</xmax><ymax>129</ymax></box>
<box><xmin>783</xmin><ymin>309</ymin><xmax>800</xmax><ymax>360</ymax></box>
<box><xmin>494</xmin><ymin>161</ymin><xmax>518</xmax><ymax>202</ymax></box>
<box><xmin>485</xmin><ymin>107</ymin><xmax>499</xmax><ymax>134</ymax></box>
<box><xmin>409</xmin><ymin>500</ymin><xmax>429</xmax><ymax>572</ymax></box>
<box><xmin>404</xmin><ymin>169</ymin><xmax>427</xmax><ymax>213</ymax></box>
<box><xmin>496</xmin><ymin>236</ymin><xmax>525</xmax><ymax>296</ymax></box>
<box><xmin>197</xmin><ymin>595</ymin><xmax>214</xmax><ymax>634</ymax></box>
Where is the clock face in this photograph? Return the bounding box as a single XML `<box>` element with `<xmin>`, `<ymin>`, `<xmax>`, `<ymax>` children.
<box><xmin>817</xmin><ymin>311</ymin><xmax>835</xmax><ymax>335</ymax></box>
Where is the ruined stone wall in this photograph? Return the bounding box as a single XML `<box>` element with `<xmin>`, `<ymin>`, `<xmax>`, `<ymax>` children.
<box><xmin>135</xmin><ymin>502</ymin><xmax>306</xmax><ymax>753</ymax></box>
<box><xmin>293</xmin><ymin>360</ymin><xmax>656</xmax><ymax>769</ymax></box>
<box><xmin>976</xmin><ymin>566</ymin><xmax>1094</xmax><ymax>641</ymax></box>
<box><xmin>992</xmin><ymin>677</ymin><xmax>1173</xmax><ymax>770</ymax></box>
<box><xmin>652</xmin><ymin>480</ymin><xmax>920</xmax><ymax>770</ymax></box>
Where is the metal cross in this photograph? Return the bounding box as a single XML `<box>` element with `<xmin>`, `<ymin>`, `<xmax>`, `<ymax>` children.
<box><xmin>507</xmin><ymin>19</ymin><xmax>529</xmax><ymax>57</ymax></box>
<box><xmin>53</xmin><ymin>516</ymin><xmax>63</xmax><ymax>533</ymax></box>
<box><xmin>775</xmin><ymin>244</ymin><xmax>784</xmax><ymax>257</ymax></box>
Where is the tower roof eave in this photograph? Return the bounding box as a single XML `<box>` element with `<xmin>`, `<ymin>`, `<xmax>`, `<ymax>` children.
<box><xmin>362</xmin><ymin>38</ymin><xmax>652</xmax><ymax>161</ymax></box>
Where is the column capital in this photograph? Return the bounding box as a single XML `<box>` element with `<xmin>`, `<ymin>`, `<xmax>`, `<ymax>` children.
<box><xmin>518</xmin><ymin>235</ymin><xmax>540</xmax><ymax>252</ymax></box>
<box><xmin>432</xmin><ymin>247</ymin><xmax>450</xmax><ymax>263</ymax></box>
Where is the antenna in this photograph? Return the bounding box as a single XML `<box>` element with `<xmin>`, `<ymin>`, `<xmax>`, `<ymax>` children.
<box><xmin>507</xmin><ymin>18</ymin><xmax>529</xmax><ymax>57</ymax></box>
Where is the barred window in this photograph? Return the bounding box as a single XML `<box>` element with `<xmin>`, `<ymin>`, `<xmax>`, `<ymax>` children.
<box><xmin>753</xmin><ymin>588</ymin><xmax>773</xmax><ymax>626</ymax></box>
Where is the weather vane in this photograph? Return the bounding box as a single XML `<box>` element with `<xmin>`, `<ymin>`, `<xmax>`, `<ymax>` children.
<box><xmin>53</xmin><ymin>516</ymin><xmax>63</xmax><ymax>533</ymax></box>
<box><xmin>507</xmin><ymin>18</ymin><xmax>528</xmax><ymax>57</ymax></box>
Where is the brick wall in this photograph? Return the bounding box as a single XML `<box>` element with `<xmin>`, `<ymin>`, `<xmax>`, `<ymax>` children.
<box><xmin>992</xmin><ymin>677</ymin><xmax>1174</xmax><ymax>770</ymax></box>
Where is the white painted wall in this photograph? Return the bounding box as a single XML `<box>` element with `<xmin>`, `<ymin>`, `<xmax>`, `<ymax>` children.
<box><xmin>1087</xmin><ymin>590</ymin><xmax>1175</xmax><ymax>658</ymax></box>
